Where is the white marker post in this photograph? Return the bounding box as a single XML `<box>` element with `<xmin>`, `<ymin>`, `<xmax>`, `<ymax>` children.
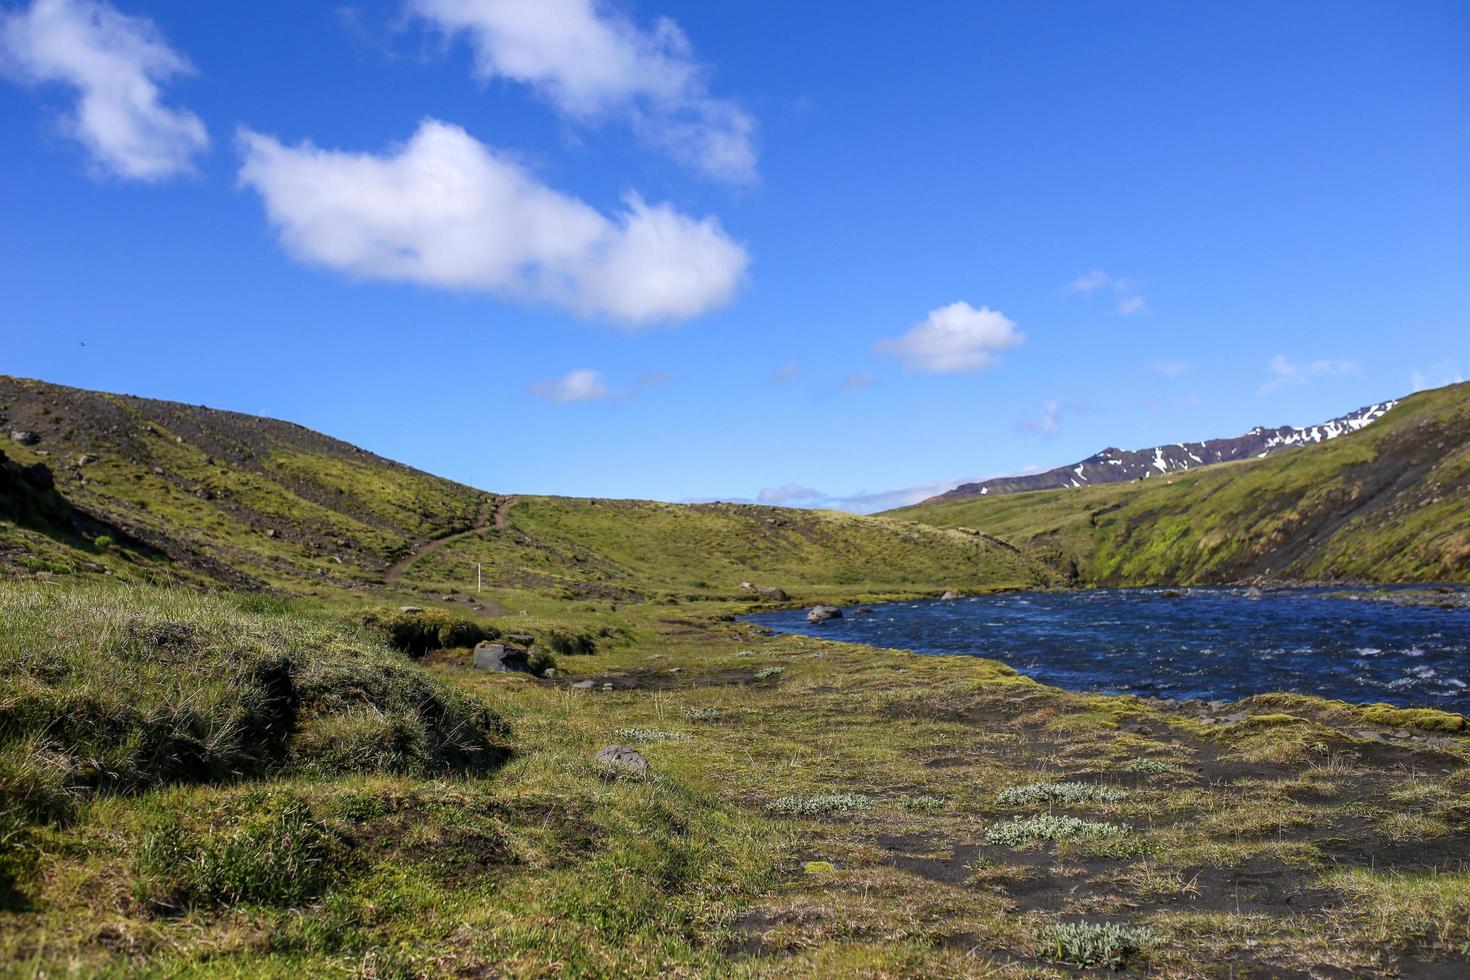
<box><xmin>477</xmin><ymin>562</ymin><xmax>482</xmax><ymax>594</ymax></box>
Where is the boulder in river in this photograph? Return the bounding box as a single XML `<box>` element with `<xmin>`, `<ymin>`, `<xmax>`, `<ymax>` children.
<box><xmin>807</xmin><ymin>605</ymin><xmax>842</xmax><ymax>623</ymax></box>
<box><xmin>940</xmin><ymin>591</ymin><xmax>962</xmax><ymax>600</ymax></box>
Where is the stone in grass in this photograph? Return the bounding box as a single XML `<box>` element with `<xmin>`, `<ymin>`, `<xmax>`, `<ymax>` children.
<box><xmin>472</xmin><ymin>641</ymin><xmax>531</xmax><ymax>673</ymax></box>
<box><xmin>595</xmin><ymin>744</ymin><xmax>649</xmax><ymax>778</ymax></box>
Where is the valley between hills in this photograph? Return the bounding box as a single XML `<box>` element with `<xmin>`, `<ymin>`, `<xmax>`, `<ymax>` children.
<box><xmin>3</xmin><ymin>374</ymin><xmax>1470</xmax><ymax>977</ymax></box>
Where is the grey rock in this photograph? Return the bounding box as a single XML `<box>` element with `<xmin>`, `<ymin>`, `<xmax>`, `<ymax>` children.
<box><xmin>398</xmin><ymin>606</ymin><xmax>424</xmax><ymax>613</ymax></box>
<box><xmin>571</xmin><ymin>680</ymin><xmax>595</xmax><ymax>690</ymax></box>
<box><xmin>472</xmin><ymin>641</ymin><xmax>531</xmax><ymax>673</ymax></box>
<box><xmin>940</xmin><ymin>591</ymin><xmax>962</xmax><ymax>600</ymax></box>
<box><xmin>542</xmin><ymin>668</ymin><xmax>558</xmax><ymax>678</ymax></box>
<box><xmin>741</xmin><ymin>581</ymin><xmax>791</xmax><ymax>602</ymax></box>
<box><xmin>77</xmin><ymin>454</ymin><xmax>98</xmax><ymax>466</ymax></box>
<box><xmin>807</xmin><ymin>605</ymin><xmax>843</xmax><ymax>623</ymax></box>
<box><xmin>1245</xmin><ymin>587</ymin><xmax>1264</xmax><ymax>600</ymax></box>
<box><xmin>594</xmin><ymin>744</ymin><xmax>648</xmax><ymax>777</ymax></box>
<box><xmin>196</xmin><ymin>489</ymin><xmax>213</xmax><ymax>500</ymax></box>
<box><xmin>10</xmin><ymin>430</ymin><xmax>38</xmax><ymax>446</ymax></box>
<box><xmin>507</xmin><ymin>633</ymin><xmax>535</xmax><ymax>646</ymax></box>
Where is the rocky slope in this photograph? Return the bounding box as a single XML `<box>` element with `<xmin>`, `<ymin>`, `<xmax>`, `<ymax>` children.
<box><xmin>927</xmin><ymin>400</ymin><xmax>1398</xmax><ymax>502</ymax></box>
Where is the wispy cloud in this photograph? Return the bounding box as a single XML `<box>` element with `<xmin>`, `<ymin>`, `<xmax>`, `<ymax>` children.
<box><xmin>1063</xmin><ymin>269</ymin><xmax>1147</xmax><ymax>316</ymax></box>
<box><xmin>530</xmin><ymin>367</ymin><xmax>669</xmax><ymax>403</ymax></box>
<box><xmin>1150</xmin><ymin>358</ymin><xmax>1190</xmax><ymax>378</ymax></box>
<box><xmin>530</xmin><ymin>368</ymin><xmax>610</xmax><ymax>403</ymax></box>
<box><xmin>770</xmin><ymin>360</ymin><xmax>799</xmax><ymax>385</ymax></box>
<box><xmin>409</xmin><ymin>0</ymin><xmax>756</xmax><ymax>184</ymax></box>
<box><xmin>1021</xmin><ymin>400</ymin><xmax>1062</xmax><ymax>437</ymax></box>
<box><xmin>237</xmin><ymin>119</ymin><xmax>748</xmax><ymax>325</ymax></box>
<box><xmin>875</xmin><ymin>301</ymin><xmax>1024</xmax><ymax>374</ymax></box>
<box><xmin>1258</xmin><ymin>354</ymin><xmax>1360</xmax><ymax>396</ymax></box>
<box><xmin>0</xmin><ymin>0</ymin><xmax>208</xmax><ymax>180</ymax></box>
<box><xmin>1410</xmin><ymin>363</ymin><xmax>1463</xmax><ymax>392</ymax></box>
<box><xmin>756</xmin><ymin>483</ymin><xmax>824</xmax><ymax>505</ymax></box>
<box><xmin>837</xmin><ymin>371</ymin><xmax>874</xmax><ymax>391</ymax></box>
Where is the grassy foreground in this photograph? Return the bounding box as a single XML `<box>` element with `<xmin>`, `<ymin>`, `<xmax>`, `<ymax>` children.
<box><xmin>5</xmin><ymin>582</ymin><xmax>1470</xmax><ymax>976</ymax></box>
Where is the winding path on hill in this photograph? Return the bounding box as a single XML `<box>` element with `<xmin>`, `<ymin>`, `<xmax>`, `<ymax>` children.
<box><xmin>383</xmin><ymin>495</ymin><xmax>517</xmax><ymax>590</ymax></box>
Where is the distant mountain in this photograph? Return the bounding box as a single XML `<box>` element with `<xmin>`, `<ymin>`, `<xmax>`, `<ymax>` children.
<box><xmin>926</xmin><ymin>400</ymin><xmax>1399</xmax><ymax>503</ymax></box>
<box><xmin>892</xmin><ymin>383</ymin><xmax>1470</xmax><ymax>586</ymax></box>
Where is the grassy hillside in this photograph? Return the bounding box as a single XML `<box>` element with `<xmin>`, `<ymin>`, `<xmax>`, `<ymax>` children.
<box><xmin>892</xmin><ymin>382</ymin><xmax>1470</xmax><ymax>586</ymax></box>
<box><xmin>0</xmin><ymin>375</ymin><xmax>488</xmax><ymax>591</ymax></box>
<box><xmin>398</xmin><ymin>496</ymin><xmax>1050</xmax><ymax>605</ymax></box>
<box><xmin>0</xmin><ymin>377</ymin><xmax>1053</xmax><ymax>606</ymax></box>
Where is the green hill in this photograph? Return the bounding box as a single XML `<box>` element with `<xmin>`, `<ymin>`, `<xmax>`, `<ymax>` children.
<box><xmin>891</xmin><ymin>381</ymin><xmax>1470</xmax><ymax>585</ymax></box>
<box><xmin>0</xmin><ymin>376</ymin><xmax>1050</xmax><ymax>604</ymax></box>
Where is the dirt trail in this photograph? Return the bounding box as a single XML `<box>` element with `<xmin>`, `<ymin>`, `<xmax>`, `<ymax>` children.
<box><xmin>383</xmin><ymin>495</ymin><xmax>517</xmax><ymax>587</ymax></box>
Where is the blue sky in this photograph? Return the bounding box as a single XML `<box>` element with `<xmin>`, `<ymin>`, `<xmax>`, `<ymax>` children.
<box><xmin>2</xmin><ymin>0</ymin><xmax>1466</xmax><ymax>511</ymax></box>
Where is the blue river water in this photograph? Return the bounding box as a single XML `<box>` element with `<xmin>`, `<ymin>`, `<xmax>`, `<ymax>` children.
<box><xmin>743</xmin><ymin>588</ymin><xmax>1470</xmax><ymax>710</ymax></box>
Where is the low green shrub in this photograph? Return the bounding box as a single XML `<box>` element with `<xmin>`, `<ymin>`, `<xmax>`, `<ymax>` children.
<box><xmin>767</xmin><ymin>793</ymin><xmax>872</xmax><ymax>817</ymax></box>
<box><xmin>1036</xmin><ymin>921</ymin><xmax>1156</xmax><ymax>969</ymax></box>
<box><xmin>754</xmin><ymin>666</ymin><xmax>785</xmax><ymax>680</ymax></box>
<box><xmin>985</xmin><ymin>814</ymin><xmax>1130</xmax><ymax>847</ymax></box>
<box><xmin>899</xmin><ymin>795</ymin><xmax>947</xmax><ymax>812</ymax></box>
<box><xmin>997</xmin><ymin>781</ymin><xmax>1126</xmax><ymax>806</ymax></box>
<box><xmin>362</xmin><ymin>607</ymin><xmax>500</xmax><ymax>657</ymax></box>
<box><xmin>542</xmin><ymin>627</ymin><xmax>597</xmax><ymax>657</ymax></box>
<box><xmin>613</xmin><ymin>728</ymin><xmax>691</xmax><ymax>744</ymax></box>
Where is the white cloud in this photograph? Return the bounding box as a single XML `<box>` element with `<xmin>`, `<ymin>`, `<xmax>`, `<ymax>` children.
<box><xmin>530</xmin><ymin>368</ymin><xmax>610</xmax><ymax>402</ymax></box>
<box><xmin>0</xmin><ymin>0</ymin><xmax>208</xmax><ymax>180</ymax></box>
<box><xmin>875</xmin><ymin>301</ymin><xmax>1023</xmax><ymax>374</ymax></box>
<box><xmin>409</xmin><ymin>0</ymin><xmax>756</xmax><ymax>183</ymax></box>
<box><xmin>1410</xmin><ymin>363</ymin><xmax>1463</xmax><ymax>392</ymax></box>
<box><xmin>1063</xmin><ymin>268</ymin><xmax>1146</xmax><ymax>316</ymax></box>
<box><xmin>236</xmin><ymin>119</ymin><xmax>748</xmax><ymax>324</ymax></box>
<box><xmin>1258</xmin><ymin>354</ymin><xmax>1360</xmax><ymax>396</ymax></box>
<box><xmin>756</xmin><ymin>483</ymin><xmax>824</xmax><ymax>505</ymax></box>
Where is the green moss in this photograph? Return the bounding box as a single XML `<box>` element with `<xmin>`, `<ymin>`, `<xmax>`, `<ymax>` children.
<box><xmin>1361</xmin><ymin>704</ymin><xmax>1468</xmax><ymax>733</ymax></box>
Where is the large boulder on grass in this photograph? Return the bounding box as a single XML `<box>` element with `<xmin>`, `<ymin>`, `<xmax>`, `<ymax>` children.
<box><xmin>595</xmin><ymin>744</ymin><xmax>648</xmax><ymax>777</ymax></box>
<box><xmin>472</xmin><ymin>642</ymin><xmax>531</xmax><ymax>673</ymax></box>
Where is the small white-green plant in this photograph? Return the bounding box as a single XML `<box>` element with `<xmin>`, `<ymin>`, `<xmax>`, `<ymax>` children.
<box><xmin>613</xmin><ymin>728</ymin><xmax>690</xmax><ymax>744</ymax></box>
<box><xmin>753</xmin><ymin>666</ymin><xmax>785</xmax><ymax>680</ymax></box>
<box><xmin>767</xmin><ymin>793</ymin><xmax>873</xmax><ymax>816</ymax></box>
<box><xmin>986</xmin><ymin>814</ymin><xmax>1129</xmax><ymax>846</ymax></box>
<box><xmin>1036</xmin><ymin>921</ymin><xmax>1157</xmax><ymax>969</ymax></box>
<box><xmin>997</xmin><ymin>781</ymin><xmax>1126</xmax><ymax>807</ymax></box>
<box><xmin>899</xmin><ymin>795</ymin><xmax>947</xmax><ymax>813</ymax></box>
<box><xmin>685</xmin><ymin>707</ymin><xmax>721</xmax><ymax>721</ymax></box>
<box><xmin>1122</xmin><ymin>758</ymin><xmax>1181</xmax><ymax>775</ymax></box>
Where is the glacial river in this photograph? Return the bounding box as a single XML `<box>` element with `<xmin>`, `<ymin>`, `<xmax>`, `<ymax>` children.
<box><xmin>743</xmin><ymin>588</ymin><xmax>1470</xmax><ymax>710</ymax></box>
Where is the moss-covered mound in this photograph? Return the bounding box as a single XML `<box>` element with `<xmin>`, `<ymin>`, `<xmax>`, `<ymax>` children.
<box><xmin>0</xmin><ymin>583</ymin><xmax>511</xmax><ymax>828</ymax></box>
